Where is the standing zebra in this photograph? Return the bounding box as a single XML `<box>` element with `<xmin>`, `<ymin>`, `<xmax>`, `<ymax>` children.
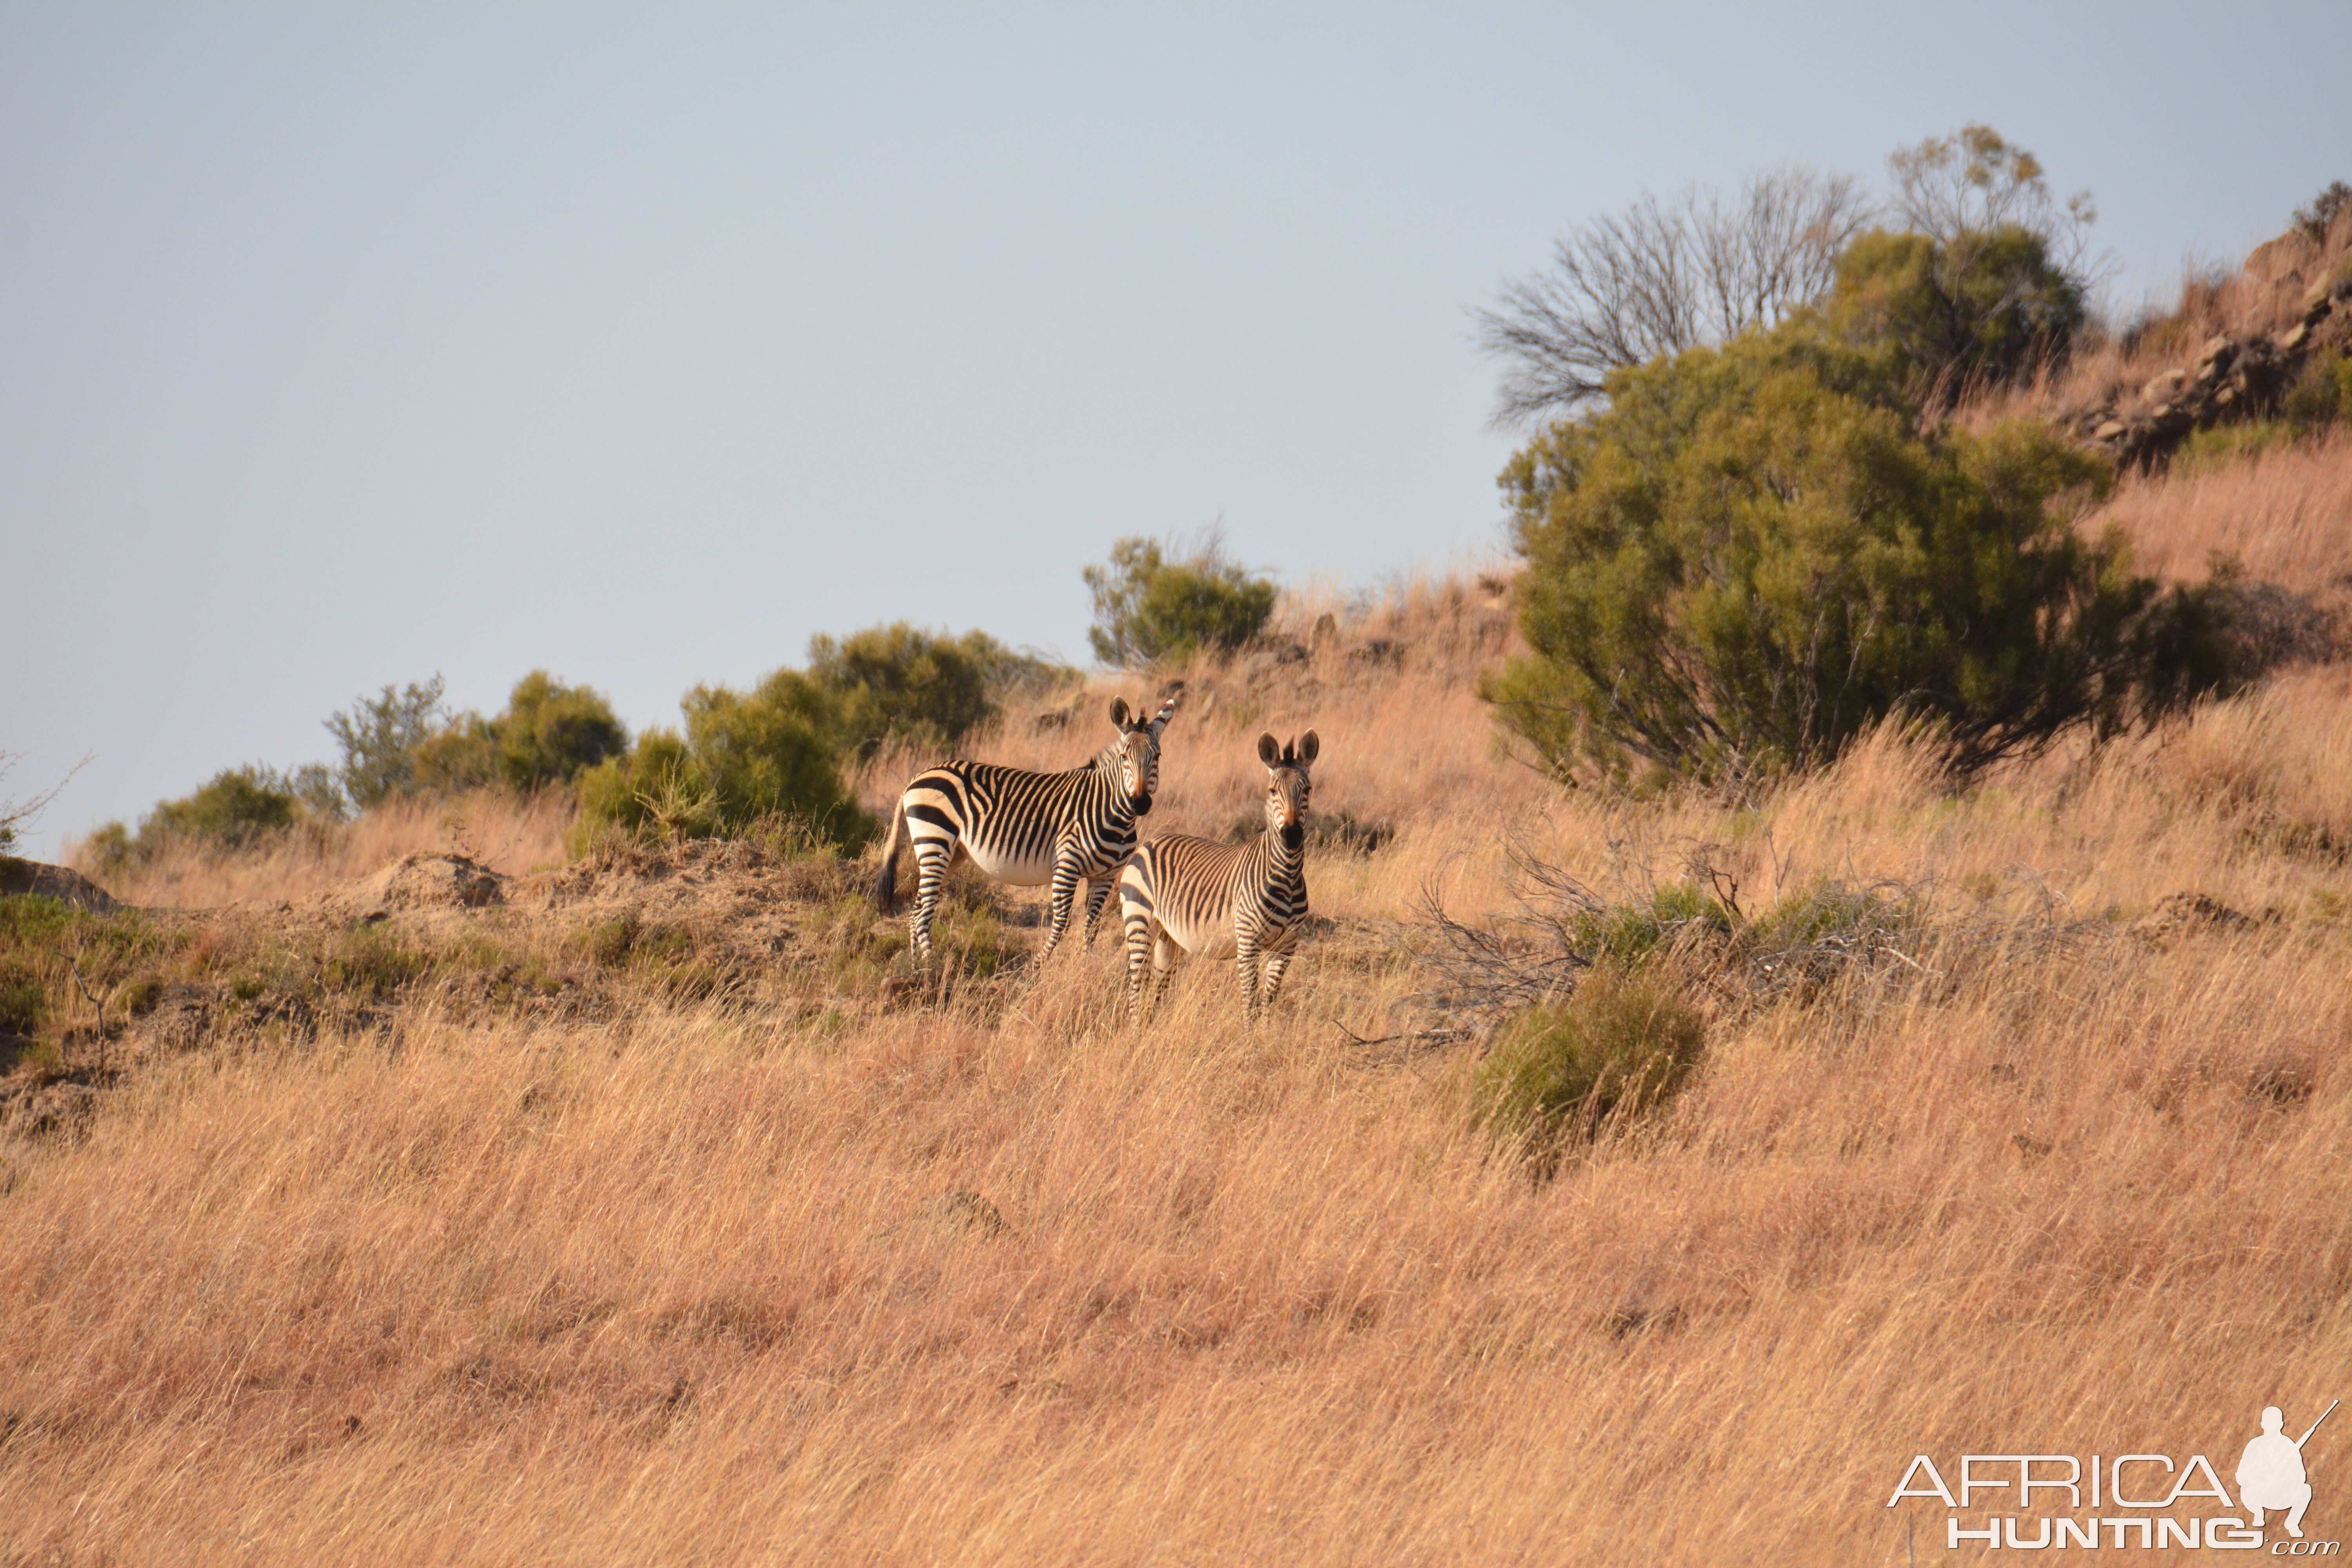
<box><xmin>1119</xmin><ymin>731</ymin><xmax>1318</xmax><ymax>1023</ymax></box>
<box><xmin>875</xmin><ymin>688</ymin><xmax>1182</xmax><ymax>964</ymax></box>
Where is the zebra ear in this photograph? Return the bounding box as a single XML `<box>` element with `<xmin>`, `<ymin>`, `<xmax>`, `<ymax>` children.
<box><xmin>1109</xmin><ymin>696</ymin><xmax>1133</xmax><ymax>730</ymax></box>
<box><xmin>1150</xmin><ymin>681</ymin><xmax>1183</xmax><ymax>735</ymax></box>
<box><xmin>1298</xmin><ymin>730</ymin><xmax>1319</xmax><ymax>766</ymax></box>
<box><xmin>1256</xmin><ymin>733</ymin><xmax>1280</xmax><ymax>767</ymax></box>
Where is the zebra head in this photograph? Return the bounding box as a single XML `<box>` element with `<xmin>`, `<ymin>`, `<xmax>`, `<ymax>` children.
<box><xmin>1104</xmin><ymin>693</ymin><xmax>1174</xmax><ymax>816</ymax></box>
<box><xmin>1256</xmin><ymin>730</ymin><xmax>1318</xmax><ymax>852</ymax></box>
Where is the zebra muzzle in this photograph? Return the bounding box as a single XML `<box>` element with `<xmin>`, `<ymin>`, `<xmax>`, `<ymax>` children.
<box><xmin>1129</xmin><ymin>793</ymin><xmax>1153</xmax><ymax>815</ymax></box>
<box><xmin>1281</xmin><ymin>822</ymin><xmax>1304</xmax><ymax>851</ymax></box>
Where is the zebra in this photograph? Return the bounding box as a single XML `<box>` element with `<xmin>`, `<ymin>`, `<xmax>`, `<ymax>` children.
<box><xmin>1119</xmin><ymin>730</ymin><xmax>1318</xmax><ymax>1023</ymax></box>
<box><xmin>874</xmin><ymin>687</ymin><xmax>1182</xmax><ymax>964</ymax></box>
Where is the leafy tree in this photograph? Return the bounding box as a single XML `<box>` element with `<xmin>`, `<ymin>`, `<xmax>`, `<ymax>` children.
<box><xmin>806</xmin><ymin>623</ymin><xmax>1066</xmax><ymax>762</ymax></box>
<box><xmin>489</xmin><ymin>671</ymin><xmax>629</xmax><ymax>789</ymax></box>
<box><xmin>324</xmin><ymin>676</ymin><xmax>448</xmax><ymax>811</ymax></box>
<box><xmin>1833</xmin><ymin>124</ymin><xmax>2094</xmax><ymax>398</ymax></box>
<box><xmin>409</xmin><ymin>672</ymin><xmax>628</xmax><ymax>796</ymax></box>
<box><xmin>1481</xmin><ymin>325</ymin><xmax>2239</xmax><ymax>788</ymax></box>
<box><xmin>1474</xmin><ymin>166</ymin><xmax>1874</xmax><ymax>424</ymax></box>
<box><xmin>1829</xmin><ymin>224</ymin><xmax>2085</xmax><ymax>398</ymax></box>
<box><xmin>573</xmin><ymin>670</ymin><xmax>871</xmax><ymax>852</ymax></box>
<box><xmin>1084</xmin><ymin>532</ymin><xmax>1278</xmax><ymax>668</ymax></box>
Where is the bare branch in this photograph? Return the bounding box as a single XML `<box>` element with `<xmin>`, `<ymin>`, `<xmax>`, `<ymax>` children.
<box><xmin>1474</xmin><ymin>167</ymin><xmax>1874</xmax><ymax>428</ymax></box>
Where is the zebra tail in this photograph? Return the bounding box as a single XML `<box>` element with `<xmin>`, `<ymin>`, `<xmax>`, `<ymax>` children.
<box><xmin>874</xmin><ymin>796</ymin><xmax>911</xmax><ymax>915</ymax></box>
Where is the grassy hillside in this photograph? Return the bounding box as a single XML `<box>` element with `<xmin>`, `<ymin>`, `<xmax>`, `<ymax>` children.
<box><xmin>5</xmin><ymin>295</ymin><xmax>2350</xmax><ymax>1559</ymax></box>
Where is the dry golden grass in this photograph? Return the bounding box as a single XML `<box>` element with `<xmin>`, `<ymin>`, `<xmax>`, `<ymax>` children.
<box><xmin>8</xmin><ymin>569</ymin><xmax>2352</xmax><ymax>1564</ymax></box>
<box><xmin>2092</xmin><ymin>427</ymin><xmax>2352</xmax><ymax>592</ymax></box>
<box><xmin>82</xmin><ymin>790</ymin><xmax>575</xmax><ymax>911</ymax></box>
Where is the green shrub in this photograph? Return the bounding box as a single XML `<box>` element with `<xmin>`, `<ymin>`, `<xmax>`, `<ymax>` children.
<box><xmin>2281</xmin><ymin>352</ymin><xmax>2352</xmax><ymax>435</ymax></box>
<box><xmin>1847</xmin><ymin>124</ymin><xmax>2095</xmax><ymax>401</ymax></box>
<box><xmin>1829</xmin><ymin>225</ymin><xmax>2086</xmax><ymax>396</ymax></box>
<box><xmin>409</xmin><ymin>671</ymin><xmax>628</xmax><ymax>796</ymax></box>
<box><xmin>1568</xmin><ymin>884</ymin><xmax>1733</xmax><ymax>967</ymax></box>
<box><xmin>1472</xmin><ymin>971</ymin><xmax>1708</xmax><ymax>1176</ymax></box>
<box><xmin>807</xmin><ymin>623</ymin><xmax>1067</xmax><ymax>762</ymax></box>
<box><xmin>0</xmin><ymin>955</ymin><xmax>45</xmax><ymax>1035</ymax></box>
<box><xmin>82</xmin><ymin>822</ymin><xmax>138</xmax><ymax>877</ymax></box>
<box><xmin>1085</xmin><ymin>533</ymin><xmax>1278</xmax><ymax>668</ymax></box>
<box><xmin>85</xmin><ymin>761</ymin><xmax>340</xmax><ymax>869</ymax></box>
<box><xmin>1481</xmin><ymin>325</ymin><xmax>2239</xmax><ymax>787</ymax></box>
<box><xmin>571</xmin><ymin>671</ymin><xmax>872</xmax><ymax>854</ymax></box>
<box><xmin>492</xmin><ymin>671</ymin><xmax>630</xmax><ymax>789</ymax></box>
<box><xmin>322</xmin><ymin>924</ymin><xmax>432</xmax><ymax>1002</ymax></box>
<box><xmin>2175</xmin><ymin>421</ymin><xmax>2301</xmax><ymax>474</ymax></box>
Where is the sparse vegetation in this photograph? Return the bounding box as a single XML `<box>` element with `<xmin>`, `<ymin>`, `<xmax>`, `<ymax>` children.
<box><xmin>5</xmin><ymin>154</ymin><xmax>2351</xmax><ymax>1568</ymax></box>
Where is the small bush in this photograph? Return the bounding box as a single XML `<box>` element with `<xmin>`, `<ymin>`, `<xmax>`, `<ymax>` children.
<box><xmin>807</xmin><ymin>624</ymin><xmax>1069</xmax><ymax>762</ymax></box>
<box><xmin>322</xmin><ymin>924</ymin><xmax>434</xmax><ymax>1002</ymax></box>
<box><xmin>2281</xmin><ymin>352</ymin><xmax>2352</xmax><ymax>435</ymax></box>
<box><xmin>2175</xmin><ymin>421</ymin><xmax>2301</xmax><ymax>474</ymax></box>
<box><xmin>1472</xmin><ymin>970</ymin><xmax>1708</xmax><ymax>1176</ymax></box>
<box><xmin>571</xmin><ymin>672</ymin><xmax>873</xmax><ymax>855</ymax></box>
<box><xmin>492</xmin><ymin>672</ymin><xmax>630</xmax><ymax>790</ymax></box>
<box><xmin>1568</xmin><ymin>884</ymin><xmax>1734</xmax><ymax>968</ymax></box>
<box><xmin>1085</xmin><ymin>532</ymin><xmax>1278</xmax><ymax>668</ymax></box>
<box><xmin>2292</xmin><ymin>180</ymin><xmax>2351</xmax><ymax>245</ymax></box>
<box><xmin>410</xmin><ymin>672</ymin><xmax>629</xmax><ymax>796</ymax></box>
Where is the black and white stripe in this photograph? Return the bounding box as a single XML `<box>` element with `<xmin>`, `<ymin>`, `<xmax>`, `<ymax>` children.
<box><xmin>1119</xmin><ymin>730</ymin><xmax>1318</xmax><ymax>1022</ymax></box>
<box><xmin>875</xmin><ymin>689</ymin><xmax>1181</xmax><ymax>964</ymax></box>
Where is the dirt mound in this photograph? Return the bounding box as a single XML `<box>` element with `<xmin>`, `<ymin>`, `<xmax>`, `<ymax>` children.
<box><xmin>0</xmin><ymin>857</ymin><xmax>123</xmax><ymax>914</ymax></box>
<box><xmin>336</xmin><ymin>853</ymin><xmax>509</xmax><ymax>918</ymax></box>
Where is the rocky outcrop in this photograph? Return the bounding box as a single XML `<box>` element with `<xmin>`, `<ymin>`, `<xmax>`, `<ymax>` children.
<box><xmin>0</xmin><ymin>857</ymin><xmax>122</xmax><ymax>913</ymax></box>
<box><xmin>2062</xmin><ymin>264</ymin><xmax>2351</xmax><ymax>472</ymax></box>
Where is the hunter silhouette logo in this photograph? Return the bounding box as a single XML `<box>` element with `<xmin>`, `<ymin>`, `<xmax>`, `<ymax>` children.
<box><xmin>1887</xmin><ymin>1398</ymin><xmax>2340</xmax><ymax>1552</ymax></box>
<box><xmin>2242</xmin><ymin>1401</ymin><xmax>2336</xmax><ymax>1539</ymax></box>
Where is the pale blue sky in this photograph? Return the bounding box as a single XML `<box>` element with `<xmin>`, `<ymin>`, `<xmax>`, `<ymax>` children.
<box><xmin>5</xmin><ymin>3</ymin><xmax>2348</xmax><ymax>855</ymax></box>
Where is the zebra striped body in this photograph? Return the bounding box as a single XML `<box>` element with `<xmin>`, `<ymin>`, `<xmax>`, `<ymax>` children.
<box><xmin>876</xmin><ymin>690</ymin><xmax>1180</xmax><ymax>964</ymax></box>
<box><xmin>1121</xmin><ymin>730</ymin><xmax>1318</xmax><ymax>1022</ymax></box>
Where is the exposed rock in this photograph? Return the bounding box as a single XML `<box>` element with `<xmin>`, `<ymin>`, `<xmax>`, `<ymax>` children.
<box><xmin>2075</xmin><ymin>241</ymin><xmax>2343</xmax><ymax>472</ymax></box>
<box><xmin>0</xmin><ymin>858</ymin><xmax>122</xmax><ymax>914</ymax></box>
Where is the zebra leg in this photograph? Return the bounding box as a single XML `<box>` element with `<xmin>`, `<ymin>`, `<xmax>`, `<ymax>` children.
<box><xmin>1040</xmin><ymin>847</ymin><xmax>1088</xmax><ymax>962</ymax></box>
<box><xmin>1149</xmin><ymin>931</ymin><xmax>1180</xmax><ymax>1017</ymax></box>
<box><xmin>1236</xmin><ymin>934</ymin><xmax>1265</xmax><ymax>1024</ymax></box>
<box><xmin>1121</xmin><ymin>896</ymin><xmax>1157</xmax><ymax>1021</ymax></box>
<box><xmin>908</xmin><ymin>839</ymin><xmax>955</xmax><ymax>965</ymax></box>
<box><xmin>1260</xmin><ymin>951</ymin><xmax>1292</xmax><ymax>1013</ymax></box>
<box><xmin>1080</xmin><ymin>879</ymin><xmax>1113</xmax><ymax>947</ymax></box>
